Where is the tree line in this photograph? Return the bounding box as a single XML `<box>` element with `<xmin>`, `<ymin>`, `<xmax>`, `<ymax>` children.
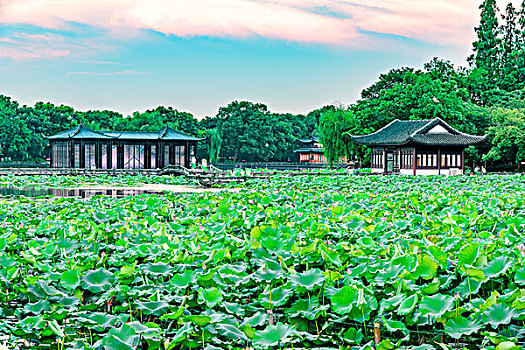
<box><xmin>320</xmin><ymin>0</ymin><xmax>525</xmax><ymax>170</ymax></box>
<box><xmin>0</xmin><ymin>95</ymin><xmax>324</xmax><ymax>163</ymax></box>
<box><xmin>1</xmin><ymin>0</ymin><xmax>525</xmax><ymax>168</ymax></box>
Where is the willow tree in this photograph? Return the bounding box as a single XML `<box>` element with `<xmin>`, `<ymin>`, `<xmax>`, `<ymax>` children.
<box><xmin>318</xmin><ymin>109</ymin><xmax>355</xmax><ymax>166</ymax></box>
<box><xmin>208</xmin><ymin>127</ymin><xmax>222</xmax><ymax>163</ymax></box>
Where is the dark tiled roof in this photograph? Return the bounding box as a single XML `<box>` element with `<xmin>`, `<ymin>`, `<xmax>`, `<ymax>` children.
<box><xmin>47</xmin><ymin>125</ymin><xmax>112</xmax><ymax>140</ymax></box>
<box><xmin>350</xmin><ymin>118</ymin><xmax>486</xmax><ymax>147</ymax></box>
<box><xmin>298</xmin><ymin>137</ymin><xmax>320</xmax><ymax>143</ymax></box>
<box><xmin>47</xmin><ymin>125</ymin><xmax>202</xmax><ymax>141</ymax></box>
<box><xmin>294</xmin><ymin>148</ymin><xmax>324</xmax><ymax>153</ymax></box>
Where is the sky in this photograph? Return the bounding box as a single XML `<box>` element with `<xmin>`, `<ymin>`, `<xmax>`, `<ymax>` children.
<box><xmin>0</xmin><ymin>0</ymin><xmax>521</xmax><ymax>118</ymax></box>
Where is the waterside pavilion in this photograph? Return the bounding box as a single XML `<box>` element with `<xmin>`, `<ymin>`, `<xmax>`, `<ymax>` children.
<box><xmin>47</xmin><ymin>125</ymin><xmax>202</xmax><ymax>169</ymax></box>
<box><xmin>349</xmin><ymin>118</ymin><xmax>486</xmax><ymax>175</ymax></box>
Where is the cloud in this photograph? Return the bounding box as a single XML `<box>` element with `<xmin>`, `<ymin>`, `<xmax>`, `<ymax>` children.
<box><xmin>0</xmin><ymin>0</ymin><xmax>521</xmax><ymax>52</ymax></box>
<box><xmin>66</xmin><ymin>70</ymin><xmax>152</xmax><ymax>76</ymax></box>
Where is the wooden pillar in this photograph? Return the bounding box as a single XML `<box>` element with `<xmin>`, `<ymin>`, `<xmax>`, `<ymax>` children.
<box><xmin>461</xmin><ymin>148</ymin><xmax>465</xmax><ymax>174</ymax></box>
<box><xmin>50</xmin><ymin>141</ymin><xmax>54</xmax><ymax>168</ymax></box>
<box><xmin>437</xmin><ymin>148</ymin><xmax>441</xmax><ymax>175</ymax></box>
<box><xmin>413</xmin><ymin>148</ymin><xmax>416</xmax><ymax>176</ymax></box>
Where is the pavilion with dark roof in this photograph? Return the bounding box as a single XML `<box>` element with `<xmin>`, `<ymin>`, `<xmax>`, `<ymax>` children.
<box><xmin>349</xmin><ymin>117</ymin><xmax>485</xmax><ymax>175</ymax></box>
<box><xmin>46</xmin><ymin>125</ymin><xmax>202</xmax><ymax>169</ymax></box>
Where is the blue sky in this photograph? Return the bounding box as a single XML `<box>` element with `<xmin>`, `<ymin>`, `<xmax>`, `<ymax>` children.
<box><xmin>0</xmin><ymin>0</ymin><xmax>519</xmax><ymax>118</ymax></box>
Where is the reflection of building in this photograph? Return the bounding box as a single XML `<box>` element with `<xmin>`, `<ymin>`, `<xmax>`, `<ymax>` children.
<box><xmin>295</xmin><ymin>137</ymin><xmax>326</xmax><ymax>163</ymax></box>
<box><xmin>349</xmin><ymin>118</ymin><xmax>485</xmax><ymax>175</ymax></box>
<box><xmin>47</xmin><ymin>125</ymin><xmax>202</xmax><ymax>169</ymax></box>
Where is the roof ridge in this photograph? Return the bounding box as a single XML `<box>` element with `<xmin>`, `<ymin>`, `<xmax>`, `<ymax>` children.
<box><xmin>349</xmin><ymin>119</ymin><xmax>399</xmax><ymax>139</ymax></box>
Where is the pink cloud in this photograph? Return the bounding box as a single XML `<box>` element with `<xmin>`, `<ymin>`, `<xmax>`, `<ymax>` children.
<box><xmin>0</xmin><ymin>0</ymin><xmax>521</xmax><ymax>49</ymax></box>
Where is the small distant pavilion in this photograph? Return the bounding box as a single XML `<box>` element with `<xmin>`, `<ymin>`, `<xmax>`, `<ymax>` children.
<box><xmin>295</xmin><ymin>137</ymin><xmax>326</xmax><ymax>163</ymax></box>
<box><xmin>47</xmin><ymin>125</ymin><xmax>202</xmax><ymax>169</ymax></box>
<box><xmin>349</xmin><ymin>118</ymin><xmax>485</xmax><ymax>175</ymax></box>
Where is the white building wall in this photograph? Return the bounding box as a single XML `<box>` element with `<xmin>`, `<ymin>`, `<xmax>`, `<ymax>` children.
<box><xmin>398</xmin><ymin>168</ymin><xmax>464</xmax><ymax>176</ymax></box>
<box><xmin>371</xmin><ymin>168</ymin><xmax>383</xmax><ymax>174</ymax></box>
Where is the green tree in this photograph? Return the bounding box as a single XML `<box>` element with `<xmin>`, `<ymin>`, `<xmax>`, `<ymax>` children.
<box><xmin>469</xmin><ymin>0</ymin><xmax>501</xmax><ymax>90</ymax></box>
<box><xmin>483</xmin><ymin>108</ymin><xmax>525</xmax><ymax>170</ymax></box>
<box><xmin>319</xmin><ymin>109</ymin><xmax>355</xmax><ymax>166</ymax></box>
<box><xmin>500</xmin><ymin>2</ymin><xmax>521</xmax><ymax>91</ymax></box>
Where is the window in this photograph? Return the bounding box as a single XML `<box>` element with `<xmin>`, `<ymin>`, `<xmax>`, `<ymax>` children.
<box><xmin>85</xmin><ymin>144</ymin><xmax>96</xmax><ymax>169</ymax></box>
<box><xmin>416</xmin><ymin>150</ymin><xmax>438</xmax><ymax>169</ymax></box>
<box><xmin>52</xmin><ymin>141</ymin><xmax>71</xmax><ymax>168</ymax></box>
<box><xmin>74</xmin><ymin>144</ymin><xmax>80</xmax><ymax>168</ymax></box>
<box><xmin>163</xmin><ymin>145</ymin><xmax>170</xmax><ymax>167</ymax></box>
<box><xmin>440</xmin><ymin>151</ymin><xmax>462</xmax><ymax>169</ymax></box>
<box><xmin>100</xmin><ymin>144</ymin><xmax>108</xmax><ymax>169</ymax></box>
<box><xmin>151</xmin><ymin>145</ymin><xmax>157</xmax><ymax>169</ymax></box>
<box><xmin>111</xmin><ymin>145</ymin><xmax>118</xmax><ymax>169</ymax></box>
<box><xmin>124</xmin><ymin>144</ymin><xmax>145</xmax><ymax>169</ymax></box>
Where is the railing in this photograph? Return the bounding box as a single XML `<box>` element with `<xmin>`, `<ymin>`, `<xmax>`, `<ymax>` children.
<box><xmin>212</xmin><ymin>162</ymin><xmax>350</xmax><ymax>171</ymax></box>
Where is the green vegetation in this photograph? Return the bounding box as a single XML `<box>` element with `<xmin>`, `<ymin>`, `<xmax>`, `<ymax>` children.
<box><xmin>0</xmin><ymin>174</ymin><xmax>193</xmax><ymax>189</ymax></box>
<box><xmin>1</xmin><ymin>174</ymin><xmax>525</xmax><ymax>349</ymax></box>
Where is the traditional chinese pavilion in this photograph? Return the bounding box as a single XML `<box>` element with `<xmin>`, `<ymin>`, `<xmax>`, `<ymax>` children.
<box><xmin>295</xmin><ymin>137</ymin><xmax>326</xmax><ymax>163</ymax></box>
<box><xmin>349</xmin><ymin>118</ymin><xmax>485</xmax><ymax>175</ymax></box>
<box><xmin>47</xmin><ymin>125</ymin><xmax>202</xmax><ymax>169</ymax></box>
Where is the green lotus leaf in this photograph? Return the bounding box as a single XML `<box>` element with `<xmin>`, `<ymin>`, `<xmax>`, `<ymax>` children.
<box><xmin>198</xmin><ymin>287</ymin><xmax>223</xmax><ymax>308</ymax></box>
<box><xmin>171</xmin><ymin>322</ymin><xmax>193</xmax><ymax>343</ymax></box>
<box><xmin>444</xmin><ymin>316</ymin><xmax>483</xmax><ymax>339</ymax></box>
<box><xmin>261</xmin><ymin>235</ymin><xmax>289</xmax><ymax>255</ymax></box>
<box><xmin>428</xmin><ymin>245</ymin><xmax>448</xmax><ymax>267</ymax></box>
<box><xmin>259</xmin><ymin>286</ymin><xmax>292</xmax><ymax>308</ymax></box>
<box><xmin>142</xmin><ymin>262</ymin><xmax>173</xmax><ymax>276</ymax></box>
<box><xmin>458</xmin><ymin>243</ymin><xmax>478</xmax><ymax>266</ymax></box>
<box><xmin>81</xmin><ymin>268</ymin><xmax>115</xmax><ymax>293</ymax></box>
<box><xmin>515</xmin><ymin>267</ymin><xmax>525</xmax><ymax>285</ymax></box>
<box><xmin>23</xmin><ymin>300</ymin><xmax>52</xmax><ymax>315</ymax></box>
<box><xmin>60</xmin><ymin>269</ymin><xmax>80</xmax><ymax>290</ymax></box>
<box><xmin>101</xmin><ymin>324</ymin><xmax>138</xmax><ymax>350</ymax></box>
<box><xmin>419</xmin><ymin>294</ymin><xmax>455</xmax><ymax>319</ymax></box>
<box><xmin>455</xmin><ymin>277</ymin><xmax>483</xmax><ymax>300</ymax></box>
<box><xmin>216</xmin><ymin>323</ymin><xmax>248</xmax><ymax>341</ymax></box>
<box><xmin>170</xmin><ymin>270</ymin><xmax>196</xmax><ymax>288</ymax></box>
<box><xmin>17</xmin><ymin>316</ymin><xmax>45</xmax><ymax>332</ymax></box>
<box><xmin>318</xmin><ymin>244</ymin><xmax>342</xmax><ymax>267</ymax></box>
<box><xmin>183</xmin><ymin>315</ymin><xmax>212</xmax><ymax>327</ymax></box>
<box><xmin>343</xmin><ymin>327</ymin><xmax>363</xmax><ymax>345</ymax></box>
<box><xmin>380</xmin><ymin>294</ymin><xmax>404</xmax><ymax>313</ymax></box>
<box><xmin>57</xmin><ymin>295</ymin><xmax>81</xmax><ymax>310</ymax></box>
<box><xmin>397</xmin><ymin>294</ymin><xmax>418</xmax><ymax>315</ymax></box>
<box><xmin>223</xmin><ymin>302</ymin><xmax>245</xmax><ymax>316</ymax></box>
<box><xmin>242</xmin><ymin>313</ymin><xmax>267</xmax><ymax>327</ymax></box>
<box><xmin>289</xmin><ymin>268</ymin><xmax>325</xmax><ymax>291</ymax></box>
<box><xmin>495</xmin><ymin>342</ymin><xmax>519</xmax><ymax>350</ymax></box>
<box><xmin>92</xmin><ymin>211</ymin><xmax>109</xmax><ymax>223</ymax></box>
<box><xmin>331</xmin><ymin>285</ymin><xmax>358</xmax><ymax>314</ymax></box>
<box><xmin>482</xmin><ymin>304</ymin><xmax>518</xmax><ymax>328</ymax></box>
<box><xmin>483</xmin><ymin>257</ymin><xmax>512</xmax><ymax>280</ymax></box>
<box><xmin>413</xmin><ymin>255</ymin><xmax>438</xmax><ymax>280</ymax></box>
<box><xmin>126</xmin><ymin>321</ymin><xmax>160</xmax><ymax>335</ymax></box>
<box><xmin>119</xmin><ymin>263</ymin><xmax>136</xmax><ymax>277</ymax></box>
<box><xmin>135</xmin><ymin>301</ymin><xmax>170</xmax><ymax>316</ymax></box>
<box><xmin>253</xmin><ymin>268</ymin><xmax>283</xmax><ymax>282</ymax></box>
<box><xmin>462</xmin><ymin>265</ymin><xmax>485</xmax><ymax>282</ymax></box>
<box><xmin>78</xmin><ymin>313</ymin><xmax>118</xmax><ymax>331</ymax></box>
<box><xmin>382</xmin><ymin>318</ymin><xmax>409</xmax><ymax>336</ymax></box>
<box><xmin>253</xmin><ymin>322</ymin><xmax>295</xmax><ymax>348</ymax></box>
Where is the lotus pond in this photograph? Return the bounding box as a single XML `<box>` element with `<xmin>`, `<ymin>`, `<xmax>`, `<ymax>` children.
<box><xmin>1</xmin><ymin>174</ymin><xmax>525</xmax><ymax>349</ymax></box>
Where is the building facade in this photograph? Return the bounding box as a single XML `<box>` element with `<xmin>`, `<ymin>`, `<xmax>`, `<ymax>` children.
<box><xmin>47</xmin><ymin>125</ymin><xmax>202</xmax><ymax>169</ymax></box>
<box><xmin>295</xmin><ymin>137</ymin><xmax>326</xmax><ymax>163</ymax></box>
<box><xmin>350</xmin><ymin>118</ymin><xmax>485</xmax><ymax>175</ymax></box>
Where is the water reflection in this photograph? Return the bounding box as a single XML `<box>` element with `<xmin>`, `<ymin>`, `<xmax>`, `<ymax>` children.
<box><xmin>0</xmin><ymin>187</ymin><xmax>164</xmax><ymax>198</ymax></box>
